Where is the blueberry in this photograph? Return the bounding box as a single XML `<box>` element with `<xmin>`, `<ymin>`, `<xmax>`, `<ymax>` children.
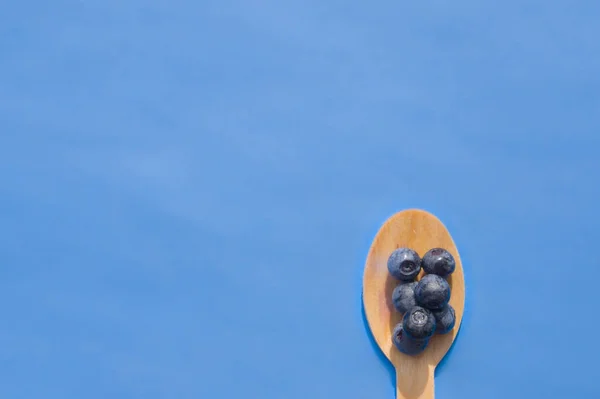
<box><xmin>387</xmin><ymin>248</ymin><xmax>421</xmax><ymax>281</ymax></box>
<box><xmin>432</xmin><ymin>305</ymin><xmax>456</xmax><ymax>335</ymax></box>
<box><xmin>392</xmin><ymin>282</ymin><xmax>417</xmax><ymax>314</ymax></box>
<box><xmin>414</xmin><ymin>274</ymin><xmax>451</xmax><ymax>310</ymax></box>
<box><xmin>422</xmin><ymin>248</ymin><xmax>455</xmax><ymax>277</ymax></box>
<box><xmin>402</xmin><ymin>306</ymin><xmax>436</xmax><ymax>340</ymax></box>
<box><xmin>392</xmin><ymin>322</ymin><xmax>429</xmax><ymax>356</ymax></box>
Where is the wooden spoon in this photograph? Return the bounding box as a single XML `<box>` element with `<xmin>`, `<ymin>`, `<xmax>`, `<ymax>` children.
<box><xmin>362</xmin><ymin>209</ymin><xmax>465</xmax><ymax>399</ymax></box>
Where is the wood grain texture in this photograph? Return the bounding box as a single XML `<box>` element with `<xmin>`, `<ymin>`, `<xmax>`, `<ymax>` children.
<box><xmin>362</xmin><ymin>209</ymin><xmax>465</xmax><ymax>399</ymax></box>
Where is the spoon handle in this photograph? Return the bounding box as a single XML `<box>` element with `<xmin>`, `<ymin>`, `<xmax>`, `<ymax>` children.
<box><xmin>396</xmin><ymin>365</ymin><xmax>435</xmax><ymax>399</ymax></box>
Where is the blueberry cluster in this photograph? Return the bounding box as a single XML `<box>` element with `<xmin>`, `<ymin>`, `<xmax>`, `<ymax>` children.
<box><xmin>387</xmin><ymin>247</ymin><xmax>457</xmax><ymax>356</ymax></box>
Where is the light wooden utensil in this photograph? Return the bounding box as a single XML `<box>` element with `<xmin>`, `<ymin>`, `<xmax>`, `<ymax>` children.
<box><xmin>362</xmin><ymin>209</ymin><xmax>465</xmax><ymax>399</ymax></box>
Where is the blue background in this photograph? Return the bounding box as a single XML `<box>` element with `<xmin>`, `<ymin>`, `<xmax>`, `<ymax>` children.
<box><xmin>1</xmin><ymin>1</ymin><xmax>599</xmax><ymax>398</ymax></box>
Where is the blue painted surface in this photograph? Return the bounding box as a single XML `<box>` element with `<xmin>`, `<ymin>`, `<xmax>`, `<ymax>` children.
<box><xmin>1</xmin><ymin>1</ymin><xmax>599</xmax><ymax>398</ymax></box>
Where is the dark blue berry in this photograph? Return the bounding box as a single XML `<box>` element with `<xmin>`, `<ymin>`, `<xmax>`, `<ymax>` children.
<box><xmin>392</xmin><ymin>322</ymin><xmax>429</xmax><ymax>356</ymax></box>
<box><xmin>422</xmin><ymin>248</ymin><xmax>455</xmax><ymax>277</ymax></box>
<box><xmin>392</xmin><ymin>282</ymin><xmax>417</xmax><ymax>314</ymax></box>
<box><xmin>402</xmin><ymin>306</ymin><xmax>436</xmax><ymax>340</ymax></box>
<box><xmin>414</xmin><ymin>274</ymin><xmax>451</xmax><ymax>310</ymax></box>
<box><xmin>432</xmin><ymin>305</ymin><xmax>456</xmax><ymax>335</ymax></box>
<box><xmin>387</xmin><ymin>248</ymin><xmax>421</xmax><ymax>281</ymax></box>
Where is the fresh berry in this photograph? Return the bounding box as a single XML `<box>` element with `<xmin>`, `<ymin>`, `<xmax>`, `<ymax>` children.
<box><xmin>392</xmin><ymin>322</ymin><xmax>429</xmax><ymax>355</ymax></box>
<box><xmin>402</xmin><ymin>306</ymin><xmax>436</xmax><ymax>340</ymax></box>
<box><xmin>392</xmin><ymin>282</ymin><xmax>417</xmax><ymax>313</ymax></box>
<box><xmin>432</xmin><ymin>305</ymin><xmax>456</xmax><ymax>334</ymax></box>
<box><xmin>414</xmin><ymin>274</ymin><xmax>451</xmax><ymax>310</ymax></box>
<box><xmin>422</xmin><ymin>248</ymin><xmax>455</xmax><ymax>277</ymax></box>
<box><xmin>387</xmin><ymin>248</ymin><xmax>421</xmax><ymax>281</ymax></box>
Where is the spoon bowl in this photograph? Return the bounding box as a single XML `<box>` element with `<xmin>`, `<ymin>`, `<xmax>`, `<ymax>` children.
<box><xmin>362</xmin><ymin>209</ymin><xmax>465</xmax><ymax>399</ymax></box>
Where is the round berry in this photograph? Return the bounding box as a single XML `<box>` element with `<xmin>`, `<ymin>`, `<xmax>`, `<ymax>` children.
<box><xmin>402</xmin><ymin>306</ymin><xmax>436</xmax><ymax>340</ymax></box>
<box><xmin>414</xmin><ymin>274</ymin><xmax>451</xmax><ymax>310</ymax></box>
<box><xmin>387</xmin><ymin>248</ymin><xmax>421</xmax><ymax>281</ymax></box>
<box><xmin>432</xmin><ymin>305</ymin><xmax>456</xmax><ymax>335</ymax></box>
<box><xmin>392</xmin><ymin>282</ymin><xmax>417</xmax><ymax>314</ymax></box>
<box><xmin>422</xmin><ymin>248</ymin><xmax>455</xmax><ymax>277</ymax></box>
<box><xmin>392</xmin><ymin>322</ymin><xmax>429</xmax><ymax>356</ymax></box>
